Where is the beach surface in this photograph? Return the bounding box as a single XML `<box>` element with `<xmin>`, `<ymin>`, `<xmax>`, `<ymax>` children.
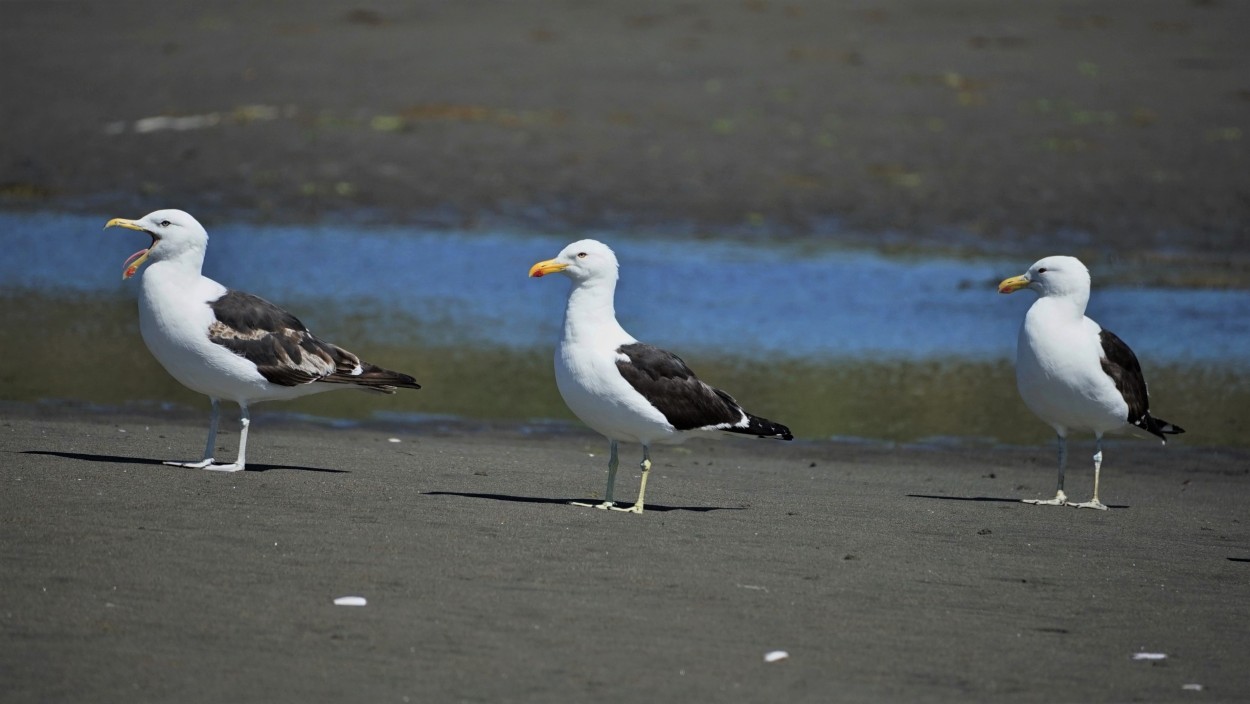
<box><xmin>3</xmin><ymin>1</ymin><xmax>1249</xmax><ymax>700</ymax></box>
<box><xmin>3</xmin><ymin>403</ymin><xmax>1247</xmax><ymax>702</ymax></box>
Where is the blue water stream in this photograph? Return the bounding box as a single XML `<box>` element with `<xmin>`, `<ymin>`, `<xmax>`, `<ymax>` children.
<box><xmin>5</xmin><ymin>211</ymin><xmax>1248</xmax><ymax>362</ymax></box>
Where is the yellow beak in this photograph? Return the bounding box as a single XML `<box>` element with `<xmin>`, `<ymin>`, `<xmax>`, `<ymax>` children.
<box><xmin>998</xmin><ymin>274</ymin><xmax>1030</xmax><ymax>294</ymax></box>
<box><xmin>104</xmin><ymin>217</ymin><xmax>145</xmax><ymax>232</ymax></box>
<box><xmin>529</xmin><ymin>258</ymin><xmax>568</xmax><ymax>278</ymax></box>
<box><xmin>105</xmin><ymin>217</ymin><xmax>154</xmax><ymax>280</ymax></box>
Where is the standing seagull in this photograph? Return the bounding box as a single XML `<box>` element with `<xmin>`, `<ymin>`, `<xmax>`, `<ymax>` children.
<box><xmin>105</xmin><ymin>209</ymin><xmax>421</xmax><ymax>472</ymax></box>
<box><xmin>529</xmin><ymin>239</ymin><xmax>792</xmax><ymax>514</ymax></box>
<box><xmin>999</xmin><ymin>255</ymin><xmax>1183</xmax><ymax>509</ymax></box>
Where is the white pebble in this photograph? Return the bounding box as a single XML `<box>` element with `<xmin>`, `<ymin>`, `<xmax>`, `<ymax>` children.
<box><xmin>1131</xmin><ymin>652</ymin><xmax>1167</xmax><ymax>661</ymax></box>
<box><xmin>333</xmin><ymin>596</ymin><xmax>367</xmax><ymax>606</ymax></box>
<box><xmin>387</xmin><ymin>438</ymin><xmax>401</xmax><ymax>443</ymax></box>
<box><xmin>764</xmin><ymin>650</ymin><xmax>789</xmax><ymax>663</ymax></box>
<box><xmin>1182</xmin><ymin>684</ymin><xmax>1203</xmax><ymax>691</ymax></box>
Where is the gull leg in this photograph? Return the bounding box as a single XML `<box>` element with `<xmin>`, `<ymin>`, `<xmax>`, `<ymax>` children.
<box><xmin>1024</xmin><ymin>434</ymin><xmax>1069</xmax><ymax>506</ymax></box>
<box><xmin>165</xmin><ymin>397</ymin><xmax>221</xmax><ymax>469</ymax></box>
<box><xmin>204</xmin><ymin>402</ymin><xmax>248</xmax><ymax>473</ymax></box>
<box><xmin>572</xmin><ymin>440</ymin><xmax>620</xmax><ymax>509</ymax></box>
<box><xmin>610</xmin><ymin>446</ymin><xmax>651</xmax><ymax>514</ymax></box>
<box><xmin>1070</xmin><ymin>435</ymin><xmax>1108</xmax><ymax>510</ymax></box>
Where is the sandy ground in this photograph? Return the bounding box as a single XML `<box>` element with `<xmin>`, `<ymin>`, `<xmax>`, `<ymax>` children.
<box><xmin>2</xmin><ymin>403</ymin><xmax>1248</xmax><ymax>702</ymax></box>
<box><xmin>3</xmin><ymin>2</ymin><xmax>1249</xmax><ymax>700</ymax></box>
<box><xmin>1</xmin><ymin>0</ymin><xmax>1248</xmax><ymax>264</ymax></box>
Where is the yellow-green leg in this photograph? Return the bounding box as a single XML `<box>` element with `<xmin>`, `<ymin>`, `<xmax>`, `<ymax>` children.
<box><xmin>610</xmin><ymin>446</ymin><xmax>651</xmax><ymax>514</ymax></box>
<box><xmin>1070</xmin><ymin>435</ymin><xmax>1109</xmax><ymax>510</ymax></box>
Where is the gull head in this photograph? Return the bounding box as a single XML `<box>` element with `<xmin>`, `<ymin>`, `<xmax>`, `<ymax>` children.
<box><xmin>998</xmin><ymin>255</ymin><xmax>1090</xmax><ymax>298</ymax></box>
<box><xmin>529</xmin><ymin>239</ymin><xmax>620</xmax><ymax>284</ymax></box>
<box><xmin>104</xmin><ymin>209</ymin><xmax>208</xmax><ymax>280</ymax></box>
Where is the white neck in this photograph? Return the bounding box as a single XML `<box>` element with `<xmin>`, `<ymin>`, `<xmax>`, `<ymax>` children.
<box><xmin>138</xmin><ymin>248</ymin><xmax>211</xmax><ymax>307</ymax></box>
<box><xmin>562</xmin><ymin>275</ymin><xmax>632</xmax><ymax>346</ymax></box>
<box><xmin>1036</xmin><ymin>287</ymin><xmax>1089</xmax><ymax>319</ymax></box>
<box><xmin>152</xmin><ymin>243</ymin><xmax>208</xmax><ymax>278</ymax></box>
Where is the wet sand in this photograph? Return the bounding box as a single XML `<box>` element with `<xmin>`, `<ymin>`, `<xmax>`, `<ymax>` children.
<box><xmin>2</xmin><ymin>403</ymin><xmax>1248</xmax><ymax>702</ymax></box>
<box><xmin>2</xmin><ymin>1</ymin><xmax>1249</xmax><ymax>265</ymax></box>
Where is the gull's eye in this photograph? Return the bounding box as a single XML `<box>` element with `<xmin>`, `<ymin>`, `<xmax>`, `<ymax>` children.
<box><xmin>159</xmin><ymin>219</ymin><xmax>171</xmax><ymax>227</ymax></box>
<box><xmin>576</xmin><ymin>252</ymin><xmax>587</xmax><ymax>259</ymax></box>
<box><xmin>1037</xmin><ymin>267</ymin><xmax>1048</xmax><ymax>274</ymax></box>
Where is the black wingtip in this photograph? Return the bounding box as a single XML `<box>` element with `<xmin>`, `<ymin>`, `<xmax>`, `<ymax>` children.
<box><xmin>745</xmin><ymin>415</ymin><xmax>793</xmax><ymax>441</ymax></box>
<box><xmin>391</xmin><ymin>374</ymin><xmax>422</xmax><ymax>391</ymax></box>
<box><xmin>382</xmin><ymin>374</ymin><xmax>422</xmax><ymax>391</ymax></box>
<box><xmin>1135</xmin><ymin>414</ymin><xmax>1185</xmax><ymax>442</ymax></box>
<box><xmin>331</xmin><ymin>363</ymin><xmax>422</xmax><ymax>391</ymax></box>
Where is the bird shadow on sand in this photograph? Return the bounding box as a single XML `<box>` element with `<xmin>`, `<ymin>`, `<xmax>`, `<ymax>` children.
<box><xmin>423</xmin><ymin>491</ymin><xmax>743</xmax><ymax>513</ymax></box>
<box><xmin>20</xmin><ymin>450</ymin><xmax>348</xmax><ymax>474</ymax></box>
<box><xmin>906</xmin><ymin>493</ymin><xmax>1129</xmax><ymax>509</ymax></box>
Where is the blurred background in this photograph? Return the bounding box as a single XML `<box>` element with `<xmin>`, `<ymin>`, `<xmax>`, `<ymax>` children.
<box><xmin>1</xmin><ymin>1</ymin><xmax>1247</xmax><ymax>445</ymax></box>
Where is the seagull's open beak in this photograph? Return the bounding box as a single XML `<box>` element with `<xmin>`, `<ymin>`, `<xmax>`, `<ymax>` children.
<box><xmin>998</xmin><ymin>274</ymin><xmax>1030</xmax><ymax>294</ymax></box>
<box><xmin>529</xmin><ymin>259</ymin><xmax>568</xmax><ymax>278</ymax></box>
<box><xmin>104</xmin><ymin>217</ymin><xmax>155</xmax><ymax>280</ymax></box>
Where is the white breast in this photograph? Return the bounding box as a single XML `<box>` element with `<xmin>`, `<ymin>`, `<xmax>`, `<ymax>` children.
<box><xmin>138</xmin><ymin>262</ymin><xmax>279</xmax><ymax>402</ymax></box>
<box><xmin>554</xmin><ymin>334</ymin><xmax>678</xmax><ymax>446</ymax></box>
<box><xmin>1015</xmin><ymin>300</ymin><xmax>1129</xmax><ymax>435</ymax></box>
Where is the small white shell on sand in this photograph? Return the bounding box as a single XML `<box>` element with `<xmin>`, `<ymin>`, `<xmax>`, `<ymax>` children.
<box><xmin>387</xmin><ymin>438</ymin><xmax>401</xmax><ymax>443</ymax></box>
<box><xmin>764</xmin><ymin>650</ymin><xmax>789</xmax><ymax>663</ymax></box>
<box><xmin>1182</xmin><ymin>684</ymin><xmax>1203</xmax><ymax>691</ymax></box>
<box><xmin>333</xmin><ymin>596</ymin><xmax>367</xmax><ymax>606</ymax></box>
<box><xmin>1131</xmin><ymin>652</ymin><xmax>1167</xmax><ymax>661</ymax></box>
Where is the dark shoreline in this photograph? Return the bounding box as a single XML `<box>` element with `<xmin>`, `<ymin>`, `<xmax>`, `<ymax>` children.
<box><xmin>3</xmin><ymin>1</ymin><xmax>1249</xmax><ymax>258</ymax></box>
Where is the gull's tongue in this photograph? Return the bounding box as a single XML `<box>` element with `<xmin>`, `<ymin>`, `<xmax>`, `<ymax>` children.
<box><xmin>123</xmin><ymin>248</ymin><xmax>149</xmax><ymax>279</ymax></box>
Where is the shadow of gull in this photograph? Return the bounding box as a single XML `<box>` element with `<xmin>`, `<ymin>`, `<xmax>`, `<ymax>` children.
<box><xmin>423</xmin><ymin>491</ymin><xmax>743</xmax><ymax>513</ymax></box>
<box><xmin>20</xmin><ymin>450</ymin><xmax>348</xmax><ymax>474</ymax></box>
<box><xmin>907</xmin><ymin>493</ymin><xmax>1129</xmax><ymax>509</ymax></box>
<box><xmin>907</xmin><ymin>494</ymin><xmax>1021</xmax><ymax>503</ymax></box>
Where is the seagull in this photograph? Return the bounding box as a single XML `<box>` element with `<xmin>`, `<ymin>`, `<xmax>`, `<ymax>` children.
<box><xmin>104</xmin><ymin>209</ymin><xmax>421</xmax><ymax>472</ymax></box>
<box><xmin>999</xmin><ymin>255</ymin><xmax>1184</xmax><ymax>509</ymax></box>
<box><xmin>529</xmin><ymin>239</ymin><xmax>793</xmax><ymax>514</ymax></box>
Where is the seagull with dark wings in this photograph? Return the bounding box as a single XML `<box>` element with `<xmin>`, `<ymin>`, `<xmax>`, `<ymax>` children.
<box><xmin>106</xmin><ymin>209</ymin><xmax>421</xmax><ymax>472</ymax></box>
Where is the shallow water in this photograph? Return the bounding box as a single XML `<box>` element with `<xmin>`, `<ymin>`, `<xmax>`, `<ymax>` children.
<box><xmin>9</xmin><ymin>211</ymin><xmax>1250</xmax><ymax>360</ymax></box>
<box><xmin>3</xmin><ymin>211</ymin><xmax>1247</xmax><ymax>445</ymax></box>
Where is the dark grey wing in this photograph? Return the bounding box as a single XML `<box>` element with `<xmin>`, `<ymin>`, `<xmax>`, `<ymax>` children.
<box><xmin>615</xmin><ymin>343</ymin><xmax>791</xmax><ymax>439</ymax></box>
<box><xmin>1098</xmin><ymin>329</ymin><xmax>1150</xmax><ymax>425</ymax></box>
<box><xmin>1097</xmin><ymin>327</ymin><xmax>1181</xmax><ymax>440</ymax></box>
<box><xmin>209</xmin><ymin>291</ymin><xmax>421</xmax><ymax>390</ymax></box>
<box><xmin>207</xmin><ymin>290</ymin><xmax>347</xmax><ymax>386</ymax></box>
<box><xmin>615</xmin><ymin>343</ymin><xmax>745</xmax><ymax>430</ymax></box>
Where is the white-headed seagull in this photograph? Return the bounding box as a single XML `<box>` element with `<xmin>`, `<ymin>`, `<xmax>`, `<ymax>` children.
<box><xmin>999</xmin><ymin>255</ymin><xmax>1183</xmax><ymax>509</ymax></box>
<box><xmin>529</xmin><ymin>239</ymin><xmax>792</xmax><ymax>514</ymax></box>
<box><xmin>105</xmin><ymin>209</ymin><xmax>421</xmax><ymax>472</ymax></box>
